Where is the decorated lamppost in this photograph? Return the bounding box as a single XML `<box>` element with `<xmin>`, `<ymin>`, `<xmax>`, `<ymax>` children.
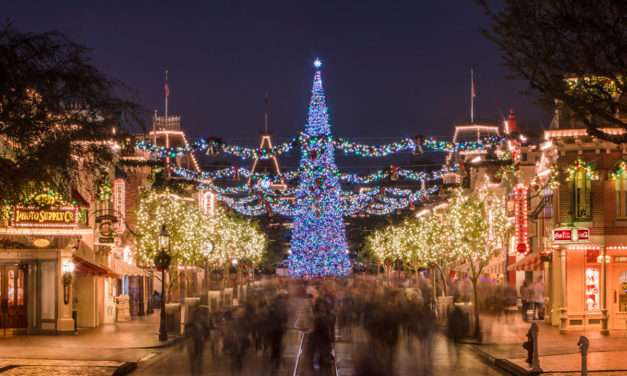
<box><xmin>62</xmin><ymin>260</ymin><xmax>75</xmax><ymax>305</ymax></box>
<box><xmin>202</xmin><ymin>241</ymin><xmax>214</xmax><ymax>290</ymax></box>
<box><xmin>155</xmin><ymin>224</ymin><xmax>172</xmax><ymax>342</ymax></box>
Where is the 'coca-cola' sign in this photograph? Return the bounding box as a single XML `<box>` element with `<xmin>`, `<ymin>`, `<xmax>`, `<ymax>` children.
<box><xmin>552</xmin><ymin>227</ymin><xmax>590</xmax><ymax>243</ymax></box>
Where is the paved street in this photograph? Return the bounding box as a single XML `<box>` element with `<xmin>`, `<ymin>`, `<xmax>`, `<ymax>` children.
<box><xmin>134</xmin><ymin>294</ymin><xmax>310</xmax><ymax>376</ymax></box>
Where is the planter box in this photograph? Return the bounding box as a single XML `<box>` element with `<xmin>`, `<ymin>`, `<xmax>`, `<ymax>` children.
<box><xmin>223</xmin><ymin>288</ymin><xmax>233</xmax><ymax>308</ymax></box>
<box><xmin>207</xmin><ymin>291</ymin><xmax>221</xmax><ymax>313</ymax></box>
<box><xmin>165</xmin><ymin>303</ymin><xmax>181</xmax><ymax>334</ymax></box>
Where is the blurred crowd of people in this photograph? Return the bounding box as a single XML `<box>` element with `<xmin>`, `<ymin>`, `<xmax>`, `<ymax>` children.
<box><xmin>299</xmin><ymin>277</ymin><xmax>438</xmax><ymax>375</ymax></box>
<box><xmin>182</xmin><ymin>282</ymin><xmax>288</xmax><ymax>375</ymax></box>
<box><xmin>179</xmin><ymin>273</ymin><xmax>544</xmax><ymax>375</ymax></box>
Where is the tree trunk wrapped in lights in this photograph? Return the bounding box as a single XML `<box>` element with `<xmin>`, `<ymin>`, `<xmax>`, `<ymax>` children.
<box><xmin>449</xmin><ymin>189</ymin><xmax>510</xmax><ymax>339</ymax></box>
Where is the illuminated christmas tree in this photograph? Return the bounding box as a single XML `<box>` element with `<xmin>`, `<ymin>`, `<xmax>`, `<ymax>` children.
<box><xmin>288</xmin><ymin>59</ymin><xmax>351</xmax><ymax>277</ymax></box>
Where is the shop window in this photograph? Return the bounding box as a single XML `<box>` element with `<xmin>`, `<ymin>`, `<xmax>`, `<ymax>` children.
<box><xmin>573</xmin><ymin>168</ymin><xmax>591</xmax><ymax>220</ymax></box>
<box><xmin>615</xmin><ymin>170</ymin><xmax>627</xmax><ymax>219</ymax></box>
<box><xmin>585</xmin><ymin>267</ymin><xmax>600</xmax><ymax>311</ymax></box>
<box><xmin>619</xmin><ymin>271</ymin><xmax>627</xmax><ymax>313</ymax></box>
<box><xmin>16</xmin><ymin>270</ymin><xmax>24</xmax><ymax>306</ymax></box>
<box><xmin>7</xmin><ymin>270</ymin><xmax>14</xmax><ymax>305</ymax></box>
<box><xmin>543</xmin><ymin>186</ymin><xmax>553</xmax><ymax>218</ymax></box>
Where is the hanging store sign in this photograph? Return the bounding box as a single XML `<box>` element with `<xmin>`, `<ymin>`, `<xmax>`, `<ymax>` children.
<box><xmin>12</xmin><ymin>207</ymin><xmax>78</xmax><ymax>228</ymax></box>
<box><xmin>514</xmin><ymin>185</ymin><xmax>529</xmax><ymax>254</ymax></box>
<box><xmin>552</xmin><ymin>226</ymin><xmax>590</xmax><ymax>244</ymax></box>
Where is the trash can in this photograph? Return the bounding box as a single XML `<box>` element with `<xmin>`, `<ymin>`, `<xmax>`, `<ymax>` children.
<box><xmin>72</xmin><ymin>310</ymin><xmax>78</xmax><ymax>333</ymax></box>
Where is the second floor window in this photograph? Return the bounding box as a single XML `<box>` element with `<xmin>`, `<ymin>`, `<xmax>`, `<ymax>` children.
<box><xmin>574</xmin><ymin>169</ymin><xmax>592</xmax><ymax>219</ymax></box>
<box><xmin>543</xmin><ymin>186</ymin><xmax>553</xmax><ymax>218</ymax></box>
<box><xmin>568</xmin><ymin>159</ymin><xmax>596</xmax><ymax>221</ymax></box>
<box><xmin>614</xmin><ymin>163</ymin><xmax>627</xmax><ymax>219</ymax></box>
<box><xmin>573</xmin><ymin>167</ymin><xmax>591</xmax><ymax>219</ymax></box>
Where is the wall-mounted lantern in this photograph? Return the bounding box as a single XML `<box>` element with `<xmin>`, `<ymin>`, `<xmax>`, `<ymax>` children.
<box><xmin>62</xmin><ymin>260</ymin><xmax>75</xmax><ymax>305</ymax></box>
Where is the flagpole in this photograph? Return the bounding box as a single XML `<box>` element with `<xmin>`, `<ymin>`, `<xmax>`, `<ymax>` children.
<box><xmin>165</xmin><ymin>69</ymin><xmax>169</xmax><ymax>119</ymax></box>
<box><xmin>152</xmin><ymin>110</ymin><xmax>157</xmax><ymax>145</ymax></box>
<box><xmin>470</xmin><ymin>69</ymin><xmax>474</xmax><ymax>124</ymax></box>
<box><xmin>264</xmin><ymin>93</ymin><xmax>269</xmax><ymax>134</ymax></box>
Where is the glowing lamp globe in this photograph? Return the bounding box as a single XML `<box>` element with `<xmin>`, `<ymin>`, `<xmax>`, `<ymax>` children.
<box><xmin>62</xmin><ymin>260</ymin><xmax>75</xmax><ymax>274</ymax></box>
<box><xmin>158</xmin><ymin>224</ymin><xmax>170</xmax><ymax>250</ymax></box>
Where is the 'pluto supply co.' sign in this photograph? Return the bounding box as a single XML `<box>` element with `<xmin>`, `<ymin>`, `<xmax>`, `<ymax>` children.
<box><xmin>13</xmin><ymin>207</ymin><xmax>78</xmax><ymax>228</ymax></box>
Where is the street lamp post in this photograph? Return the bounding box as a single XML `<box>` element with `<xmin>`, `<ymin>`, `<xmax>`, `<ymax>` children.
<box><xmin>154</xmin><ymin>224</ymin><xmax>172</xmax><ymax>342</ymax></box>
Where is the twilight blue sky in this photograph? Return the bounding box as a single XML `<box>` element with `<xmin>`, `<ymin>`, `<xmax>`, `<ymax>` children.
<box><xmin>6</xmin><ymin>1</ymin><xmax>550</xmax><ymax>147</ymax></box>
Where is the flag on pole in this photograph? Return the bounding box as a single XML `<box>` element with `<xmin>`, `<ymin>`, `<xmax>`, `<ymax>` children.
<box><xmin>164</xmin><ymin>69</ymin><xmax>170</xmax><ymax>97</ymax></box>
<box><xmin>470</xmin><ymin>69</ymin><xmax>476</xmax><ymax>123</ymax></box>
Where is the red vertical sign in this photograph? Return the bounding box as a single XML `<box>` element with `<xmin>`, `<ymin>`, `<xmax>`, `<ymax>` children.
<box><xmin>514</xmin><ymin>185</ymin><xmax>529</xmax><ymax>254</ymax></box>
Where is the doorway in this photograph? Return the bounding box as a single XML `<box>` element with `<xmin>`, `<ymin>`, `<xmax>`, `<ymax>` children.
<box><xmin>612</xmin><ymin>268</ymin><xmax>627</xmax><ymax>330</ymax></box>
<box><xmin>0</xmin><ymin>265</ymin><xmax>27</xmax><ymax>331</ymax></box>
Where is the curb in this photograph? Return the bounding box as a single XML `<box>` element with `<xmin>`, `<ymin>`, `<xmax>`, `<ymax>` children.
<box><xmin>121</xmin><ymin>335</ymin><xmax>185</xmax><ymax>350</ymax></box>
<box><xmin>112</xmin><ymin>362</ymin><xmax>137</xmax><ymax>376</ymax></box>
<box><xmin>472</xmin><ymin>345</ymin><xmax>531</xmax><ymax>376</ymax></box>
<box><xmin>471</xmin><ymin>346</ymin><xmax>627</xmax><ymax>375</ymax></box>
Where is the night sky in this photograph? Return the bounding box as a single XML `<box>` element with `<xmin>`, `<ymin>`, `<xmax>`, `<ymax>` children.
<box><xmin>6</xmin><ymin>1</ymin><xmax>549</xmax><ymax>148</ymax></box>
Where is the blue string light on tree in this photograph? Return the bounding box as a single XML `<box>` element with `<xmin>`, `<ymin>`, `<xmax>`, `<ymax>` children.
<box><xmin>288</xmin><ymin>59</ymin><xmax>351</xmax><ymax>277</ymax></box>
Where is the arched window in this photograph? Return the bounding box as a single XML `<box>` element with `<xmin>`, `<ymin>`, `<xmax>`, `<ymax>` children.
<box><xmin>612</xmin><ymin>162</ymin><xmax>627</xmax><ymax>218</ymax></box>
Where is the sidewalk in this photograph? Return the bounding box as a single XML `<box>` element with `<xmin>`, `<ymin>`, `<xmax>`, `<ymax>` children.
<box><xmin>0</xmin><ymin>312</ymin><xmax>174</xmax><ymax>375</ymax></box>
<box><xmin>0</xmin><ymin>311</ymin><xmax>177</xmax><ymax>354</ymax></box>
<box><xmin>473</xmin><ymin>314</ymin><xmax>627</xmax><ymax>375</ymax></box>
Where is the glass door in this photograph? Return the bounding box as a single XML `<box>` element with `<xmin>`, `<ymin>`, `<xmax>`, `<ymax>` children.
<box><xmin>0</xmin><ymin>265</ymin><xmax>27</xmax><ymax>331</ymax></box>
<box><xmin>618</xmin><ymin>271</ymin><xmax>627</xmax><ymax>313</ymax></box>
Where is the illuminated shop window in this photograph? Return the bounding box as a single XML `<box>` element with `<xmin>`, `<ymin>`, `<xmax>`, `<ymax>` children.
<box><xmin>7</xmin><ymin>270</ymin><xmax>14</xmax><ymax>305</ymax></box>
<box><xmin>619</xmin><ymin>271</ymin><xmax>627</xmax><ymax>313</ymax></box>
<box><xmin>17</xmin><ymin>269</ymin><xmax>24</xmax><ymax>306</ymax></box>
<box><xmin>585</xmin><ymin>267</ymin><xmax>600</xmax><ymax>311</ymax></box>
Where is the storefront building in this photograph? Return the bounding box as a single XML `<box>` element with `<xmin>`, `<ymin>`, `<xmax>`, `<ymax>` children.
<box><xmin>0</xmin><ymin>203</ymin><xmax>97</xmax><ymax>334</ymax></box>
<box><xmin>535</xmin><ymin>125</ymin><xmax>627</xmax><ymax>334</ymax></box>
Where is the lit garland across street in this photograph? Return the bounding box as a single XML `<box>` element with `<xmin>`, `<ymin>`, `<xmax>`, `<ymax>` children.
<box><xmin>174</xmin><ymin>164</ymin><xmax>450</xmax><ymax>187</ymax></box>
<box><xmin>137</xmin><ymin>134</ymin><xmax>504</xmax><ymax>159</ymax></box>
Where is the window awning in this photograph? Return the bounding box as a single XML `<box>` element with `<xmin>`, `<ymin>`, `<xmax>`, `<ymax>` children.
<box><xmin>507</xmin><ymin>252</ymin><xmax>543</xmax><ymax>272</ymax></box>
<box><xmin>73</xmin><ymin>254</ymin><xmax>119</xmax><ymax>277</ymax></box>
<box><xmin>110</xmin><ymin>257</ymin><xmax>146</xmax><ymax>277</ymax></box>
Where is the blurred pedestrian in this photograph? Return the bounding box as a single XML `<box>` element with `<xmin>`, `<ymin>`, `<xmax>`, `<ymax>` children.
<box><xmin>448</xmin><ymin>305</ymin><xmax>469</xmax><ymax>341</ymax></box>
<box><xmin>520</xmin><ymin>280</ymin><xmax>531</xmax><ymax>321</ymax></box>
<box><xmin>184</xmin><ymin>308</ymin><xmax>208</xmax><ymax>376</ymax></box>
<box><xmin>532</xmin><ymin>277</ymin><xmax>545</xmax><ymax>320</ymax></box>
